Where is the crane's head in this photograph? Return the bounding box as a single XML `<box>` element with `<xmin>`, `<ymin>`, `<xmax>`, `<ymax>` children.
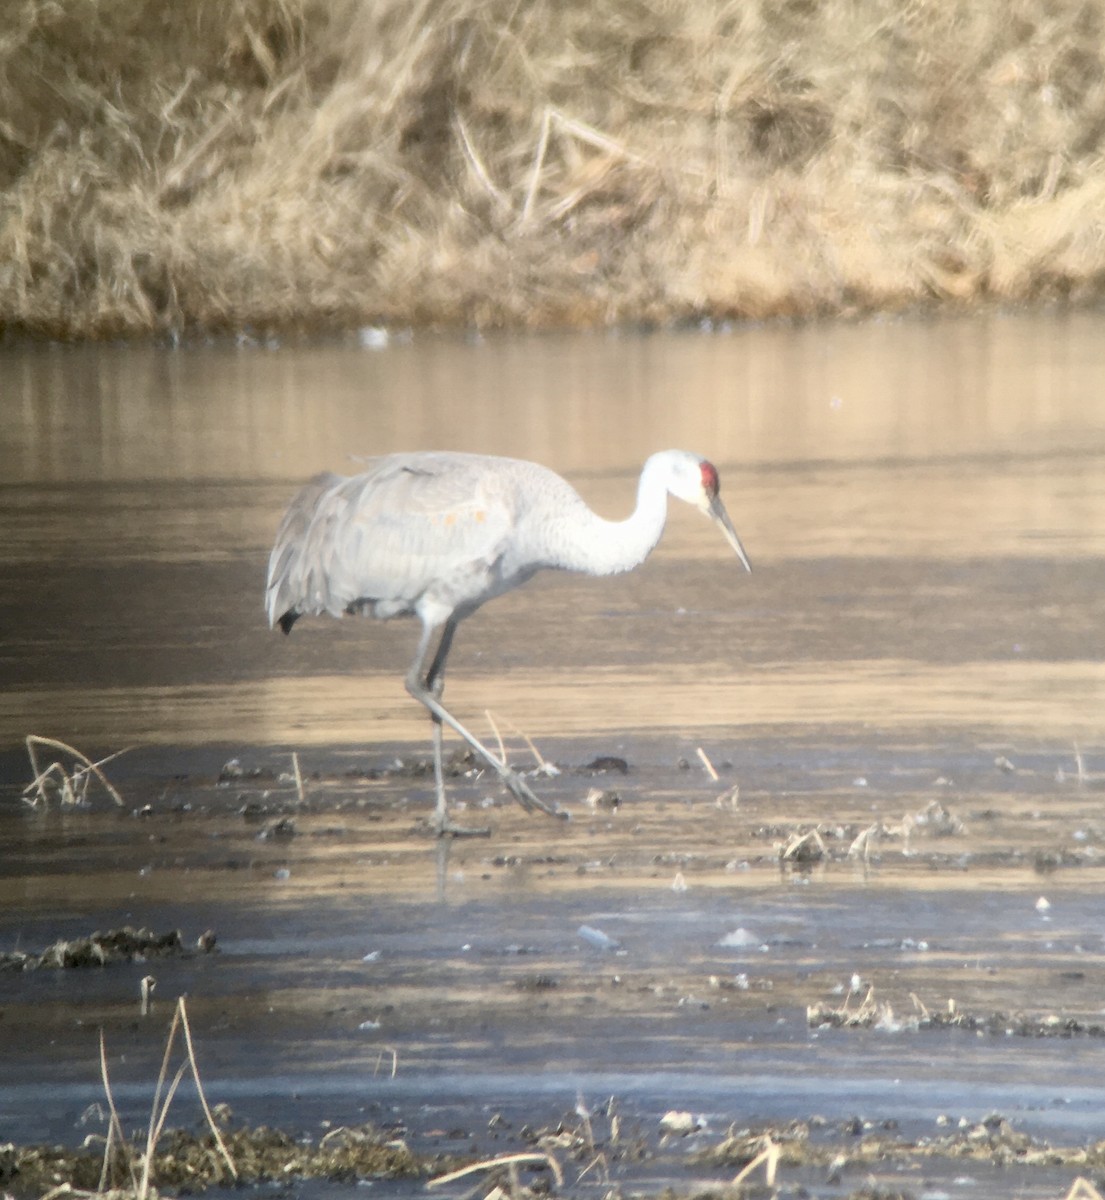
<box><xmin>662</xmin><ymin>451</ymin><xmax>752</xmax><ymax>572</ymax></box>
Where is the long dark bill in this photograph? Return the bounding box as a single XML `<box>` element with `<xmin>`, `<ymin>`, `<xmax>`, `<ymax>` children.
<box><xmin>709</xmin><ymin>494</ymin><xmax>752</xmax><ymax>573</ymax></box>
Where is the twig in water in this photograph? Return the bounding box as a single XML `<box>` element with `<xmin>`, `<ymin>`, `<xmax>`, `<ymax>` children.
<box><xmin>291</xmin><ymin>751</ymin><xmax>305</xmax><ymax>802</ymax></box>
<box><xmin>847</xmin><ymin>822</ymin><xmax>880</xmax><ymax>862</ymax></box>
<box><xmin>1066</xmin><ymin>1179</ymin><xmax>1105</xmax><ymax>1200</ymax></box>
<box><xmin>485</xmin><ymin>711</ymin><xmax>558</xmax><ymax>775</ymax></box>
<box><xmin>133</xmin><ymin>996</ymin><xmax>237</xmax><ymax>1200</ymax></box>
<box><xmin>23</xmin><ymin>735</ymin><xmax>127</xmax><ymax>807</ymax></box>
<box><xmin>780</xmin><ymin>828</ymin><xmax>827</xmax><ymax>862</ymax></box>
<box><xmin>696</xmin><ymin>746</ymin><xmax>718</xmax><ymax>781</ymax></box>
<box><xmin>575</xmin><ymin>1092</ymin><xmax>595</xmax><ymax>1153</ymax></box>
<box><xmin>428</xmin><ymin>1151</ymin><xmax>563</xmax><ymax>1190</ymax></box>
<box><xmin>485</xmin><ymin>710</ymin><xmax>508</xmax><ymax>765</ymax></box>
<box><xmin>575</xmin><ymin>1151</ymin><xmax>609</xmax><ymax>1184</ymax></box>
<box><xmin>732</xmin><ymin>1136</ymin><xmax>780</xmax><ymax>1187</ymax></box>
<box><xmin>1075</xmin><ymin>744</ymin><xmax>1087</xmax><ymax>786</ymax></box>
<box><xmin>98</xmin><ymin>1028</ymin><xmax>139</xmax><ymax>1194</ymax></box>
<box><xmin>498</xmin><ymin>713</ymin><xmax>557</xmax><ymax>774</ymax></box>
<box><xmin>715</xmin><ymin>783</ymin><xmax>740</xmax><ymax>810</ymax></box>
<box><xmin>373</xmin><ymin>1046</ymin><xmax>399</xmax><ymax>1078</ymax></box>
<box><xmin>177</xmin><ymin>997</ymin><xmax>237</xmax><ymax>1177</ymax></box>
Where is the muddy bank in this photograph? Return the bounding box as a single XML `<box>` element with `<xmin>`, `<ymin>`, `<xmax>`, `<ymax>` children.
<box><xmin>3</xmin><ymin>735</ymin><xmax>1105</xmax><ymax>1199</ymax></box>
<box><xmin>6</xmin><ymin>1096</ymin><xmax>1105</xmax><ymax>1200</ymax></box>
<box><xmin>6</xmin><ymin>1</ymin><xmax>1105</xmax><ymax>338</ymax></box>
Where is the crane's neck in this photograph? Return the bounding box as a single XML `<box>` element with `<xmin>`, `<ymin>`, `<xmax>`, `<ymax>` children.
<box><xmin>545</xmin><ymin>456</ymin><xmax>672</xmax><ymax>577</ymax></box>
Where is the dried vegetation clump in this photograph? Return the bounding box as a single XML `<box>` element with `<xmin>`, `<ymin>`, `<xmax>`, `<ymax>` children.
<box><xmin>5</xmin><ymin>0</ymin><xmax>1105</xmax><ymax>338</ymax></box>
<box><xmin>0</xmin><ymin>1124</ymin><xmax>425</xmax><ymax>1198</ymax></box>
<box><xmin>808</xmin><ymin>985</ymin><xmax>1105</xmax><ymax>1039</ymax></box>
<box><xmin>703</xmin><ymin>1114</ymin><xmax>1105</xmax><ymax>1179</ymax></box>
<box><xmin>0</xmin><ymin>926</ymin><xmax>202</xmax><ymax>972</ymax></box>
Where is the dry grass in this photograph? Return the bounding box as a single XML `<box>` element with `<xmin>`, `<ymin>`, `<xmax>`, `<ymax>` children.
<box><xmin>23</xmin><ymin>735</ymin><xmax>126</xmax><ymax>807</ymax></box>
<box><xmin>8</xmin><ymin>996</ymin><xmax>420</xmax><ymax>1197</ymax></box>
<box><xmin>4</xmin><ymin>0</ymin><xmax>1105</xmax><ymax>338</ymax></box>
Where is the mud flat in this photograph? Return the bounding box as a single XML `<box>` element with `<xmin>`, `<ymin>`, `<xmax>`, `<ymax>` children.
<box><xmin>3</xmin><ymin>731</ymin><xmax>1105</xmax><ymax>1199</ymax></box>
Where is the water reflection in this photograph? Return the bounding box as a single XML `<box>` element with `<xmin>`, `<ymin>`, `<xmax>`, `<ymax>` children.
<box><xmin>4</xmin><ymin>658</ymin><xmax>1105</xmax><ymax>748</ymax></box>
<box><xmin>3</xmin><ymin>312</ymin><xmax>1105</xmax><ymax>751</ymax></box>
<box><xmin>6</xmin><ymin>311</ymin><xmax>1105</xmax><ymax>486</ymax></box>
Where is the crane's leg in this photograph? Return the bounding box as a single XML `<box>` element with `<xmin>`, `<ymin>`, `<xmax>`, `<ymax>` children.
<box><xmin>407</xmin><ymin>620</ymin><xmax>564</xmax><ymax>832</ymax></box>
<box><xmin>422</xmin><ymin>621</ymin><xmax>486</xmax><ymax>837</ymax></box>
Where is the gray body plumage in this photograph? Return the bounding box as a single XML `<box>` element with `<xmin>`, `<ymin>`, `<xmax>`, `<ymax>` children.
<box><xmin>266</xmin><ymin>451</ymin><xmax>673</xmax><ymax>634</ymax></box>
<box><xmin>265</xmin><ymin>449</ymin><xmax>751</xmax><ymax>833</ymax></box>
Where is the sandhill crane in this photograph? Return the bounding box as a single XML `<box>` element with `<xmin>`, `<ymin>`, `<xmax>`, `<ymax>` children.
<box><xmin>266</xmin><ymin>450</ymin><xmax>751</xmax><ymax>834</ymax></box>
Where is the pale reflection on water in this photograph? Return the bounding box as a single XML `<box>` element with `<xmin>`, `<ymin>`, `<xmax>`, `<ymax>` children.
<box><xmin>4</xmin><ymin>661</ymin><xmax>1105</xmax><ymax>749</ymax></box>
<box><xmin>7</xmin><ymin>311</ymin><xmax>1105</xmax><ymax>484</ymax></box>
<box><xmin>3</xmin><ymin>311</ymin><xmax>1105</xmax><ymax>751</ymax></box>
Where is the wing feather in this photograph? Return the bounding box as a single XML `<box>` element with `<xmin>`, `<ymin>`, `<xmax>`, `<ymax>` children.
<box><xmin>265</xmin><ymin>454</ymin><xmax>520</xmax><ymax>628</ymax></box>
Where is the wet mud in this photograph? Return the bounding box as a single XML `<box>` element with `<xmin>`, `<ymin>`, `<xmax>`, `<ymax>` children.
<box><xmin>3</xmin><ymin>734</ymin><xmax>1105</xmax><ymax>1200</ymax></box>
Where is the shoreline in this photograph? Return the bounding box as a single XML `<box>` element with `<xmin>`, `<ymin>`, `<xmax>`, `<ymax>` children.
<box><xmin>5</xmin><ymin>2</ymin><xmax>1105</xmax><ymax>340</ymax></box>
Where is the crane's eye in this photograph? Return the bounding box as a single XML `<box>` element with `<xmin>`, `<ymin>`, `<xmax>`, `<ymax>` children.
<box><xmin>699</xmin><ymin>461</ymin><xmax>720</xmax><ymax>497</ymax></box>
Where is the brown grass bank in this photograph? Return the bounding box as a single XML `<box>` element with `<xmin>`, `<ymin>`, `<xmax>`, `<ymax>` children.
<box><xmin>3</xmin><ymin>0</ymin><xmax>1105</xmax><ymax>338</ymax></box>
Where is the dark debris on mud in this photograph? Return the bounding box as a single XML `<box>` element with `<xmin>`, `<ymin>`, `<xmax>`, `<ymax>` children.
<box><xmin>220</xmin><ymin>748</ymin><xmax>482</xmax><ymax>789</ymax></box>
<box><xmin>0</xmin><ymin>926</ymin><xmax>215</xmax><ymax>972</ymax></box>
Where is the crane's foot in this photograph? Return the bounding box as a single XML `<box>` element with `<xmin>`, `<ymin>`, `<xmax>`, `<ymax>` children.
<box><xmin>502</xmin><ymin>770</ymin><xmax>569</xmax><ymax>821</ymax></box>
<box><xmin>430</xmin><ymin>809</ymin><xmax>491</xmax><ymax>838</ymax></box>
<box><xmin>436</xmin><ymin>819</ymin><xmax>492</xmax><ymax>838</ymax></box>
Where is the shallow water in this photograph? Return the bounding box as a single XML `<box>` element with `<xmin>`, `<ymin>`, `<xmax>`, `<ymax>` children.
<box><xmin>4</xmin><ymin>313</ymin><xmax>1105</xmax><ymax>752</ymax></box>
<box><xmin>3</xmin><ymin>312</ymin><xmax>1105</xmax><ymax>1197</ymax></box>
